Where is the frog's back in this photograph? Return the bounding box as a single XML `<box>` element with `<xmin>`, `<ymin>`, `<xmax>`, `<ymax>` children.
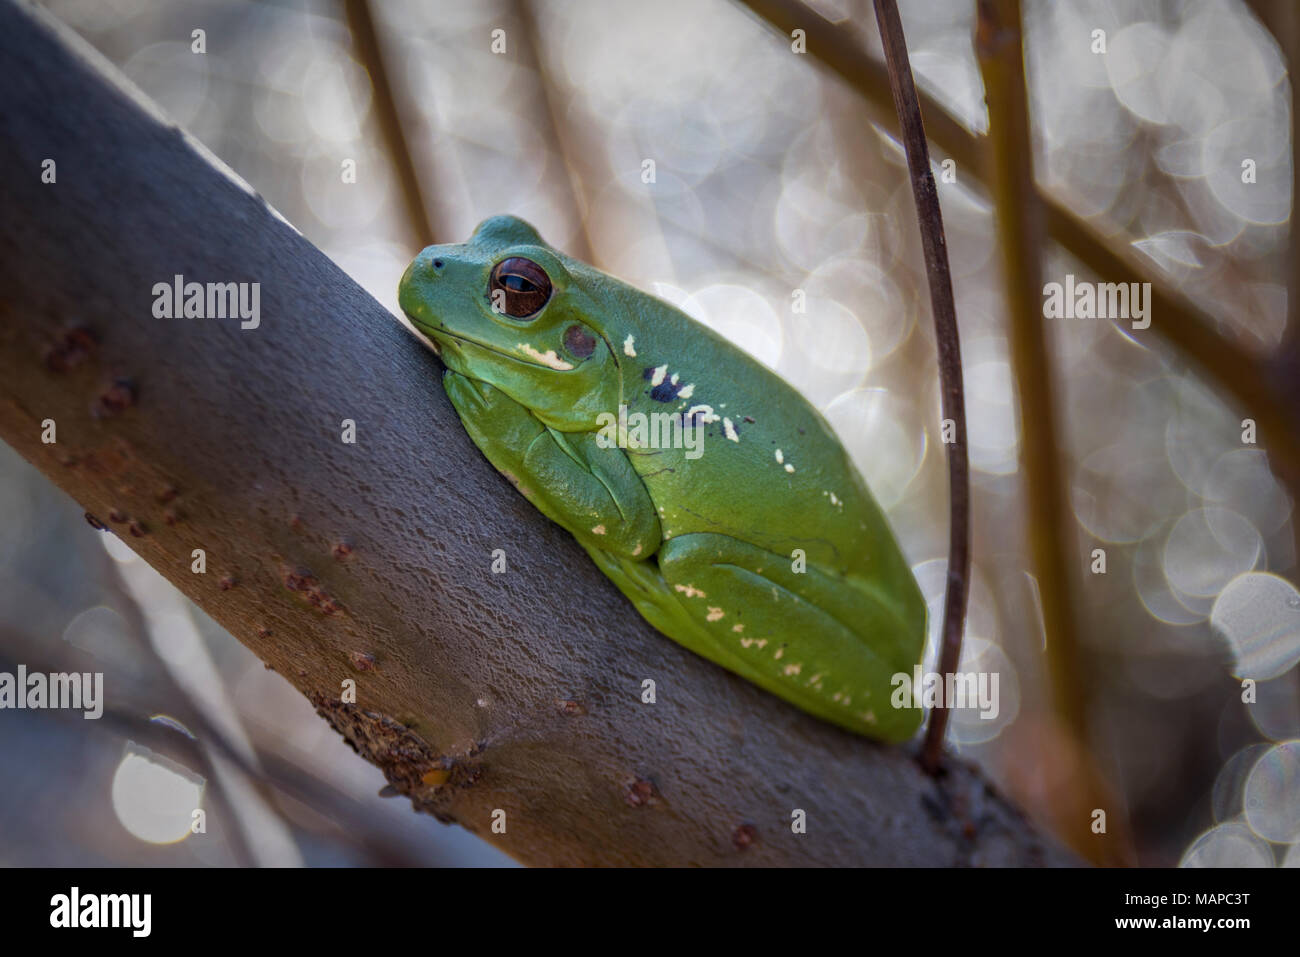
<box><xmin>598</xmin><ymin>276</ymin><xmax>908</xmax><ymax>580</ymax></box>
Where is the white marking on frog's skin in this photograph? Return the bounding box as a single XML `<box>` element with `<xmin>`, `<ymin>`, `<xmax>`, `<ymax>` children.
<box><xmin>784</xmin><ymin>463</ymin><xmax>795</xmax><ymax>473</ymax></box>
<box><xmin>671</xmin><ymin>373</ymin><xmax>679</xmax><ymax>385</ymax></box>
<box><xmin>833</xmin><ymin>691</ymin><xmax>853</xmax><ymax>705</ymax></box>
<box><xmin>677</xmin><ymin>383</ymin><xmax>695</xmax><ymax>399</ymax></box>
<box><xmin>829</xmin><ymin>492</ymin><xmax>842</xmax><ymax>507</ymax></box>
<box><xmin>650</xmin><ymin>364</ymin><xmax>668</xmax><ymax>386</ymax></box>
<box><xmin>517</xmin><ymin>343</ymin><xmax>573</xmax><ymax>370</ymax></box>
<box><xmin>807</xmin><ymin>673</ymin><xmax>823</xmax><ymax>685</ymax></box>
<box><xmin>861</xmin><ymin>711</ymin><xmax>877</xmax><ymax>725</ymax></box>
<box><xmin>774</xmin><ymin>647</ymin><xmax>784</xmax><ymax>660</ymax></box>
<box><xmin>632</xmin><ymin>543</ymin><xmax>642</xmax><ymax>556</ymax></box>
<box><xmin>723</xmin><ymin>418</ymin><xmax>739</xmax><ymax>443</ymax></box>
<box><xmin>623</xmin><ymin>335</ymin><xmax>637</xmax><ymax>357</ymax></box>
<box><xmin>775</xmin><ymin>449</ymin><xmax>784</xmax><ymax>464</ymax></box>
<box><xmin>686</xmin><ymin>404</ymin><xmax>719</xmax><ymax>424</ymax></box>
<box><xmin>674</xmin><ymin>583</ymin><xmax>706</xmax><ymax>598</ymax></box>
<box><xmin>591</xmin><ymin>524</ymin><xmax>606</xmax><ymax>535</ymax></box>
<box><xmin>783</xmin><ymin>663</ymin><xmax>802</xmax><ymax>676</ymax></box>
<box><xmin>706</xmin><ymin>607</ymin><xmax>724</xmax><ymax>621</ymax></box>
<box><xmin>740</xmin><ymin>636</ymin><xmax>768</xmax><ymax>649</ymax></box>
<box><xmin>732</xmin><ymin>623</ymin><xmax>744</xmax><ymax>633</ymax></box>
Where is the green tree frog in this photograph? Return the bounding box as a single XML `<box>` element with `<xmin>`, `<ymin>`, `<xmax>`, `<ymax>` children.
<box><xmin>398</xmin><ymin>216</ymin><xmax>925</xmax><ymax>741</ymax></box>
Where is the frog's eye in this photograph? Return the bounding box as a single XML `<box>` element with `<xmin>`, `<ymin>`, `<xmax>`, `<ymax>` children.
<box><xmin>489</xmin><ymin>257</ymin><xmax>552</xmax><ymax>318</ymax></box>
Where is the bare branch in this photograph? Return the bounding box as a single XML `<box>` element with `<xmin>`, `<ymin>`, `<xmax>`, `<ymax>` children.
<box><xmin>975</xmin><ymin>0</ymin><xmax>1134</xmax><ymax>865</ymax></box>
<box><xmin>869</xmin><ymin>1</ymin><xmax>970</xmax><ymax>775</ymax></box>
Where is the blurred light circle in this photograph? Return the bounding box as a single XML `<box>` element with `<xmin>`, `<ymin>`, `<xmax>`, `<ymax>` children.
<box><xmin>111</xmin><ymin>745</ymin><xmax>204</xmax><ymax>845</ymax></box>
<box><xmin>802</xmin><ymin>255</ymin><xmax>912</xmax><ymax>364</ymax></box>
<box><xmin>1210</xmin><ymin>573</ymin><xmax>1300</xmax><ymax>680</ymax></box>
<box><xmin>823</xmin><ymin>388</ymin><xmax>925</xmax><ymax>510</ymax></box>
<box><xmin>1132</xmin><ymin>521</ymin><xmax>1205</xmax><ymax>626</ymax></box>
<box><xmin>1179</xmin><ymin>820</ymin><xmax>1273</xmax><ymax>867</ymax></box>
<box><xmin>301</xmin><ymin>150</ymin><xmax>390</xmax><ymax>231</ymax></box>
<box><xmin>678</xmin><ymin>284</ymin><xmax>783</xmax><ymax>370</ymax></box>
<box><xmin>1245</xmin><ymin>674</ymin><xmax>1300</xmax><ymax>741</ymax></box>
<box><xmin>1162</xmin><ymin>507</ymin><xmax>1261</xmax><ymax>600</ymax></box>
<box><xmin>1203</xmin><ymin>113</ymin><xmax>1292</xmax><ymax>225</ymax></box>
<box><xmin>301</xmin><ymin>54</ymin><xmax>372</xmax><ymax>144</ymax></box>
<box><xmin>1155</xmin><ymin>138</ymin><xmax>1203</xmax><ymax>178</ymax></box>
<box><xmin>1165</xmin><ymin>376</ymin><xmax>1240</xmax><ymax>497</ymax></box>
<box><xmin>122</xmin><ymin>42</ymin><xmax>210</xmax><ymax>128</ymax></box>
<box><xmin>63</xmin><ymin>605</ymin><xmax>140</xmax><ymax>676</ymax></box>
<box><xmin>1157</xmin><ymin>65</ymin><xmax>1226</xmax><ymax>138</ymax></box>
<box><xmin>1212</xmin><ymin>743</ymin><xmax>1273</xmax><ymax>822</ymax></box>
<box><xmin>1071</xmin><ymin>443</ymin><xmax>1175</xmax><ymax>544</ymax></box>
<box><xmin>913</xmin><ymin>559</ymin><xmax>999</xmax><ymax>672</ymax></box>
<box><xmin>1243</xmin><ymin>741</ymin><xmax>1300</xmax><ymax>844</ymax></box>
<box><xmin>948</xmin><ymin>637</ymin><xmax>1019</xmax><ymax>746</ymax></box>
<box><xmin>962</xmin><ymin>340</ymin><xmax>1020</xmax><ymax>476</ymax></box>
<box><xmin>1203</xmin><ymin>449</ymin><xmax>1291</xmax><ymax>536</ymax></box>
<box><xmin>774</xmin><ymin>167</ymin><xmax>870</xmax><ymax>272</ymax></box>
<box><xmin>789</xmin><ymin>295</ymin><xmax>871</xmax><ymax>377</ymax></box>
<box><xmin>1106</xmin><ymin>23</ymin><xmax>1171</xmax><ymax>125</ymax></box>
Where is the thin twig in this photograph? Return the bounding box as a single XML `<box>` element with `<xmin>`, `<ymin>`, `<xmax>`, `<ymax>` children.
<box><xmin>870</xmin><ymin>0</ymin><xmax>970</xmax><ymax>774</ymax></box>
<box><xmin>344</xmin><ymin>0</ymin><xmax>436</xmax><ymax>247</ymax></box>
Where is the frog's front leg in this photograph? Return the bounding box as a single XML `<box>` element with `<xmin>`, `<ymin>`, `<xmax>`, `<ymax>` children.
<box><xmin>443</xmin><ymin>371</ymin><xmax>661</xmax><ymax>558</ymax></box>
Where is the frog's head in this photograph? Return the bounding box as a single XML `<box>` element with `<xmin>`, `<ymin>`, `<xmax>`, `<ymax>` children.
<box><xmin>399</xmin><ymin>216</ymin><xmax>622</xmax><ymax>431</ymax></box>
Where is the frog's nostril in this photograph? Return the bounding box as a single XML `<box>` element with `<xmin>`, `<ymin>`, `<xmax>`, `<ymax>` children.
<box><xmin>432</xmin><ymin>259</ymin><xmax>443</xmax><ymax>269</ymax></box>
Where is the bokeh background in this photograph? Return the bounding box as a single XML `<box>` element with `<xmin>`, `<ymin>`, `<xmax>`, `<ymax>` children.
<box><xmin>1</xmin><ymin>0</ymin><xmax>1296</xmax><ymax>866</ymax></box>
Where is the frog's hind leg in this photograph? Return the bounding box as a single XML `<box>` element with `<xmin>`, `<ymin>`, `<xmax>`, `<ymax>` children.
<box><xmin>650</xmin><ymin>532</ymin><xmax>924</xmax><ymax>741</ymax></box>
<box><xmin>580</xmin><ymin>544</ymin><xmax>699</xmax><ymax>647</ymax></box>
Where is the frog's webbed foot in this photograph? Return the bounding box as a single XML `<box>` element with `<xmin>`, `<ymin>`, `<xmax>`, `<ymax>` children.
<box><xmin>595</xmin><ymin>532</ymin><xmax>923</xmax><ymax>742</ymax></box>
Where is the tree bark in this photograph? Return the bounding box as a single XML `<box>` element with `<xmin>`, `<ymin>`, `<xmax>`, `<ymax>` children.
<box><xmin>0</xmin><ymin>0</ymin><xmax>1077</xmax><ymax>866</ymax></box>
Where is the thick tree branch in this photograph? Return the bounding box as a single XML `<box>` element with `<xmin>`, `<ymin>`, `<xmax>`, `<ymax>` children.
<box><xmin>0</xmin><ymin>0</ymin><xmax>1075</xmax><ymax>866</ymax></box>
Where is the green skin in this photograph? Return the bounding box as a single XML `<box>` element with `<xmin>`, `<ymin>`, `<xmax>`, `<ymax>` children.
<box><xmin>398</xmin><ymin>215</ymin><xmax>926</xmax><ymax>741</ymax></box>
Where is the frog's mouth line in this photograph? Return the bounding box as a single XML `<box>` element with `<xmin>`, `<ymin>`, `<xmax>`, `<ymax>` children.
<box><xmin>412</xmin><ymin>322</ymin><xmax>570</xmax><ymax>374</ymax></box>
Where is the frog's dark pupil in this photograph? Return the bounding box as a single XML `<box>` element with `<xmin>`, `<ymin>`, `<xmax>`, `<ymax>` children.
<box><xmin>490</xmin><ymin>257</ymin><xmax>553</xmax><ymax>318</ymax></box>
